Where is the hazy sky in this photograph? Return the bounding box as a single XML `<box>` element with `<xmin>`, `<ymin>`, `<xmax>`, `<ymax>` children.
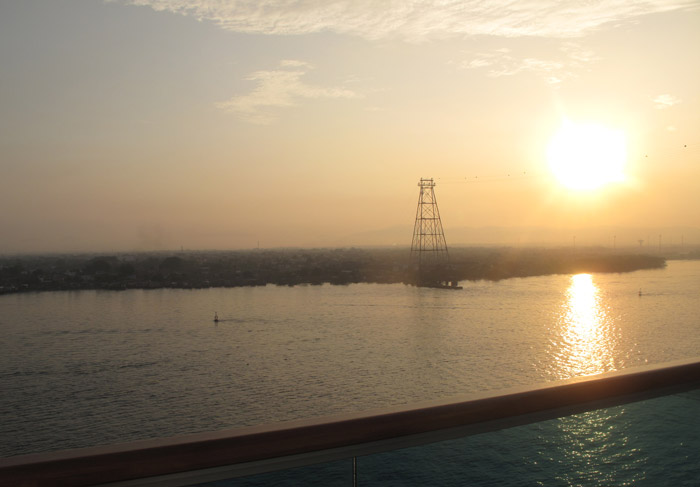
<box><xmin>1</xmin><ymin>1</ymin><xmax>698</xmax><ymax>253</ymax></box>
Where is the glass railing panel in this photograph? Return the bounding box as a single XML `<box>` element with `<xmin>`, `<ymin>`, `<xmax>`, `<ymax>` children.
<box><xmin>355</xmin><ymin>389</ymin><xmax>700</xmax><ymax>486</ymax></box>
<box><xmin>192</xmin><ymin>458</ymin><xmax>351</xmax><ymax>486</ymax></box>
<box><xmin>205</xmin><ymin>388</ymin><xmax>700</xmax><ymax>487</ymax></box>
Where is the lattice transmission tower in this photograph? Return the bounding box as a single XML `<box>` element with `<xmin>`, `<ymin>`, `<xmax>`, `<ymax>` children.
<box><xmin>409</xmin><ymin>178</ymin><xmax>460</xmax><ymax>288</ymax></box>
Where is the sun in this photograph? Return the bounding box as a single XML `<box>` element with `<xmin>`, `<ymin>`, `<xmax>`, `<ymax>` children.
<box><xmin>547</xmin><ymin>120</ymin><xmax>627</xmax><ymax>191</ymax></box>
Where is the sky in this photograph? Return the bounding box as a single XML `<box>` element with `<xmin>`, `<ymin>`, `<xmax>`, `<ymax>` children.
<box><xmin>1</xmin><ymin>0</ymin><xmax>698</xmax><ymax>253</ymax></box>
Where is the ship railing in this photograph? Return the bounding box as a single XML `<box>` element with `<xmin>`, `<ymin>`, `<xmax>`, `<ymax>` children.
<box><xmin>1</xmin><ymin>358</ymin><xmax>699</xmax><ymax>486</ymax></box>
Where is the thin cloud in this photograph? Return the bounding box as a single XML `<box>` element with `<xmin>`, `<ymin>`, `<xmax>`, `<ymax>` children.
<box><xmin>653</xmin><ymin>94</ymin><xmax>681</xmax><ymax>109</ymax></box>
<box><xmin>461</xmin><ymin>43</ymin><xmax>597</xmax><ymax>85</ymax></box>
<box><xmin>119</xmin><ymin>1</ymin><xmax>697</xmax><ymax>40</ymax></box>
<box><xmin>216</xmin><ymin>60</ymin><xmax>360</xmax><ymax>124</ymax></box>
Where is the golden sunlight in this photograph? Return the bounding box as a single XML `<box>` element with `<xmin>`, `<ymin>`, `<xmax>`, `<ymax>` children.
<box><xmin>550</xmin><ymin>273</ymin><xmax>617</xmax><ymax>379</ymax></box>
<box><xmin>547</xmin><ymin>120</ymin><xmax>627</xmax><ymax>191</ymax></box>
<box><xmin>567</xmin><ymin>274</ymin><xmax>599</xmax><ymax>330</ymax></box>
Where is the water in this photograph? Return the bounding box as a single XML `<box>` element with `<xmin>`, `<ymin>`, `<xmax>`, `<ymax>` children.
<box><xmin>1</xmin><ymin>260</ymin><xmax>699</xmax><ymax>459</ymax></box>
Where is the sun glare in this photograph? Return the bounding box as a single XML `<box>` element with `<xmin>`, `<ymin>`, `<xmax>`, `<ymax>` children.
<box><xmin>547</xmin><ymin>121</ymin><xmax>627</xmax><ymax>191</ymax></box>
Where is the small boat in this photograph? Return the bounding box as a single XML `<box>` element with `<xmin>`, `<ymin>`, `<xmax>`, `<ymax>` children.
<box><xmin>214</xmin><ymin>312</ymin><xmax>219</xmax><ymax>322</ymax></box>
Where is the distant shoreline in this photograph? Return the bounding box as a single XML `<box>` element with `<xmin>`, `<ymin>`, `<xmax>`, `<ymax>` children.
<box><xmin>0</xmin><ymin>247</ymin><xmax>673</xmax><ymax>295</ymax></box>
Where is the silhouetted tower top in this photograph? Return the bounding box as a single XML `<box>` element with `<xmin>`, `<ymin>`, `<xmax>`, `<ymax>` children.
<box><xmin>410</xmin><ymin>178</ymin><xmax>450</xmax><ymax>271</ymax></box>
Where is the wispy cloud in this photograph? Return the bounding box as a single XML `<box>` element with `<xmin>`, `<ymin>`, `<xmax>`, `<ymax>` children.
<box><xmin>119</xmin><ymin>1</ymin><xmax>697</xmax><ymax>40</ymax></box>
<box><xmin>460</xmin><ymin>43</ymin><xmax>599</xmax><ymax>84</ymax></box>
<box><xmin>216</xmin><ymin>60</ymin><xmax>360</xmax><ymax>124</ymax></box>
<box><xmin>652</xmin><ymin>94</ymin><xmax>681</xmax><ymax>109</ymax></box>
<box><xmin>118</xmin><ymin>1</ymin><xmax>695</xmax><ymax>117</ymax></box>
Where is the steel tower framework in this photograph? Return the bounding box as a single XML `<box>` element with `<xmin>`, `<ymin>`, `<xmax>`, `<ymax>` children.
<box><xmin>410</xmin><ymin>178</ymin><xmax>450</xmax><ymax>272</ymax></box>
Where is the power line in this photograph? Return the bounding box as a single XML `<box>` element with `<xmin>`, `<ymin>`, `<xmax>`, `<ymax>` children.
<box><xmin>436</xmin><ymin>171</ymin><xmax>545</xmax><ymax>184</ymax></box>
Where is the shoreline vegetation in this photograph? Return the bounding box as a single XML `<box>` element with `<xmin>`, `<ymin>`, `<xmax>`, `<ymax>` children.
<box><xmin>0</xmin><ymin>247</ymin><xmax>680</xmax><ymax>295</ymax></box>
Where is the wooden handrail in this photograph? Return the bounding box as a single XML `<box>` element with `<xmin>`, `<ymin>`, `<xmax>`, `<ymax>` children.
<box><xmin>2</xmin><ymin>358</ymin><xmax>700</xmax><ymax>487</ymax></box>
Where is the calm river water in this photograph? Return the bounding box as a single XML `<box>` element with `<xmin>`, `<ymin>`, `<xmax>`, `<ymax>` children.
<box><xmin>1</xmin><ymin>260</ymin><xmax>699</xmax><ymax>459</ymax></box>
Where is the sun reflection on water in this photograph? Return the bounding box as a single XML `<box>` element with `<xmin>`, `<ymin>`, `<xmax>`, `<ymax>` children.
<box><xmin>541</xmin><ymin>274</ymin><xmax>636</xmax><ymax>485</ymax></box>
<box><xmin>550</xmin><ymin>273</ymin><xmax>618</xmax><ymax>380</ymax></box>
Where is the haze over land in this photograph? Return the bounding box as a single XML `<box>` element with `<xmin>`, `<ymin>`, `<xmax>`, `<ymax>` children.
<box><xmin>1</xmin><ymin>1</ymin><xmax>698</xmax><ymax>253</ymax></box>
<box><xmin>0</xmin><ymin>247</ymin><xmax>672</xmax><ymax>295</ymax></box>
